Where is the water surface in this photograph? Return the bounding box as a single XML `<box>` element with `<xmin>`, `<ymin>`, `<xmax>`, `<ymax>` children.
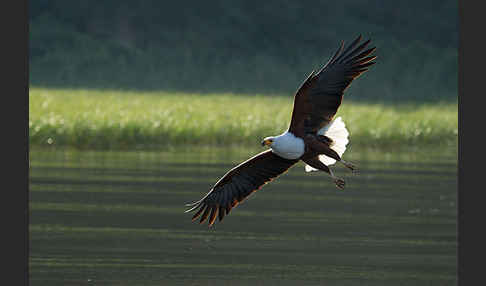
<box><xmin>29</xmin><ymin>145</ymin><xmax>457</xmax><ymax>285</ymax></box>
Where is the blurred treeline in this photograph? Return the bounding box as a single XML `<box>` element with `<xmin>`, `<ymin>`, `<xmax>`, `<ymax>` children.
<box><xmin>29</xmin><ymin>0</ymin><xmax>457</xmax><ymax>102</ymax></box>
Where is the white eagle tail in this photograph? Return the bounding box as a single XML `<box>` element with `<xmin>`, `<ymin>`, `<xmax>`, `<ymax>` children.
<box><xmin>305</xmin><ymin>116</ymin><xmax>349</xmax><ymax>172</ymax></box>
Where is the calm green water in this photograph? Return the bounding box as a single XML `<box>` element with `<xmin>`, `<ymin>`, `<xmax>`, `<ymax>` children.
<box><xmin>29</xmin><ymin>145</ymin><xmax>457</xmax><ymax>286</ymax></box>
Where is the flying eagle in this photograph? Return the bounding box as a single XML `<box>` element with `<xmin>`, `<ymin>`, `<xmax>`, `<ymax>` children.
<box><xmin>186</xmin><ymin>35</ymin><xmax>376</xmax><ymax>226</ymax></box>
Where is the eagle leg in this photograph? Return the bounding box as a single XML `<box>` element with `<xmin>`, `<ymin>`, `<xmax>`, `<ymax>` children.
<box><xmin>306</xmin><ymin>134</ymin><xmax>358</xmax><ymax>174</ymax></box>
<box><xmin>341</xmin><ymin>160</ymin><xmax>358</xmax><ymax>174</ymax></box>
<box><xmin>316</xmin><ymin>135</ymin><xmax>333</xmax><ymax>145</ymax></box>
<box><xmin>302</xmin><ymin>156</ymin><xmax>345</xmax><ymax>189</ymax></box>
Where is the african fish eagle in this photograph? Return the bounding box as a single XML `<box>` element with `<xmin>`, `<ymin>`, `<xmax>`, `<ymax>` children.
<box><xmin>186</xmin><ymin>35</ymin><xmax>376</xmax><ymax>226</ymax></box>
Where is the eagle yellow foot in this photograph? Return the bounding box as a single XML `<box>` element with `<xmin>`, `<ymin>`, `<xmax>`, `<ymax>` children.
<box><xmin>342</xmin><ymin>160</ymin><xmax>358</xmax><ymax>174</ymax></box>
<box><xmin>333</xmin><ymin>177</ymin><xmax>346</xmax><ymax>189</ymax></box>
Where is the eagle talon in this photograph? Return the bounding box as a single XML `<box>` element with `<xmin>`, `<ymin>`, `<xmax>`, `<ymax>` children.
<box><xmin>333</xmin><ymin>177</ymin><xmax>346</xmax><ymax>189</ymax></box>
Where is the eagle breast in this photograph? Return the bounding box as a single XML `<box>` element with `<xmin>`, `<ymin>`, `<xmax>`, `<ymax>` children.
<box><xmin>271</xmin><ymin>131</ymin><xmax>305</xmax><ymax>160</ymax></box>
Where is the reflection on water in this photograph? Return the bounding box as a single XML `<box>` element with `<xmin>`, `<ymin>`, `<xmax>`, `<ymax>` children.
<box><xmin>29</xmin><ymin>145</ymin><xmax>457</xmax><ymax>286</ymax></box>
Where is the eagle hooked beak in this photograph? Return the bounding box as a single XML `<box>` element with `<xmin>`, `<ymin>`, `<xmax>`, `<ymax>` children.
<box><xmin>261</xmin><ymin>139</ymin><xmax>273</xmax><ymax>147</ymax></box>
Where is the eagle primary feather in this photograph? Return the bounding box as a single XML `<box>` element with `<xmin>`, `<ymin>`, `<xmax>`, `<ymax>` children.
<box><xmin>186</xmin><ymin>150</ymin><xmax>298</xmax><ymax>226</ymax></box>
<box><xmin>289</xmin><ymin>34</ymin><xmax>376</xmax><ymax>135</ymax></box>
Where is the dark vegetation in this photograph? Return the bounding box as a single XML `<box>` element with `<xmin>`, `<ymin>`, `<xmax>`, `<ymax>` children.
<box><xmin>29</xmin><ymin>0</ymin><xmax>457</xmax><ymax>102</ymax></box>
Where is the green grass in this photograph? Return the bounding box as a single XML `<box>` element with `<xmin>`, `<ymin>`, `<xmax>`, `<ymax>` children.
<box><xmin>29</xmin><ymin>87</ymin><xmax>457</xmax><ymax>150</ymax></box>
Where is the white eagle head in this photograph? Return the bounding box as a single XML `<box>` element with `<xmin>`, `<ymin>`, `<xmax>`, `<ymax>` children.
<box><xmin>261</xmin><ymin>132</ymin><xmax>305</xmax><ymax>160</ymax></box>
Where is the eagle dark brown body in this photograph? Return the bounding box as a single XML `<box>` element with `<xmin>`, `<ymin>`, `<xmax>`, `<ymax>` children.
<box><xmin>186</xmin><ymin>35</ymin><xmax>376</xmax><ymax>226</ymax></box>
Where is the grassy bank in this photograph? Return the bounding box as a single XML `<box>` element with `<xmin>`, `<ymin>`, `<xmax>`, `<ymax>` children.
<box><xmin>29</xmin><ymin>88</ymin><xmax>457</xmax><ymax>150</ymax></box>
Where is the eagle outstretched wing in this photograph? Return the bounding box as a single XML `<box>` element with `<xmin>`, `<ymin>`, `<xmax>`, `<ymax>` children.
<box><xmin>185</xmin><ymin>150</ymin><xmax>298</xmax><ymax>226</ymax></box>
<box><xmin>289</xmin><ymin>35</ymin><xmax>376</xmax><ymax>137</ymax></box>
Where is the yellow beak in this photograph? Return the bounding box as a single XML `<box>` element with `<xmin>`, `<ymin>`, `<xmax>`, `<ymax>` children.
<box><xmin>261</xmin><ymin>139</ymin><xmax>272</xmax><ymax>147</ymax></box>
